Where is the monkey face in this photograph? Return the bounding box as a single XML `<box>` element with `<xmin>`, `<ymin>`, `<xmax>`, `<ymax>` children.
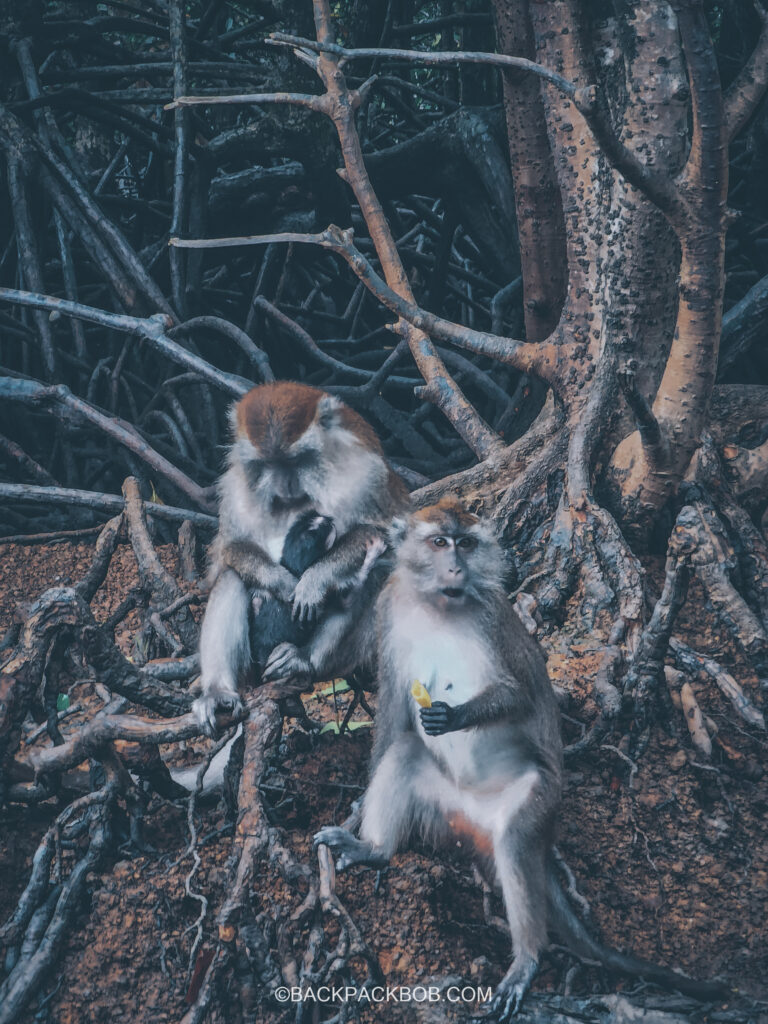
<box><xmin>420</xmin><ymin>533</ymin><xmax>477</xmax><ymax>609</ymax></box>
<box><xmin>229</xmin><ymin>383</ymin><xmax>388</xmax><ymax>520</ymax></box>
<box><xmin>394</xmin><ymin>498</ymin><xmax>504</xmax><ymax>610</ymax></box>
<box><xmin>241</xmin><ymin>446</ymin><xmax>321</xmax><ymax>511</ymax></box>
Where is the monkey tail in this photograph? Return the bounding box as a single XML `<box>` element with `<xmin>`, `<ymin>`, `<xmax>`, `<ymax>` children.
<box><xmin>546</xmin><ymin>863</ymin><xmax>729</xmax><ymax>1001</ymax></box>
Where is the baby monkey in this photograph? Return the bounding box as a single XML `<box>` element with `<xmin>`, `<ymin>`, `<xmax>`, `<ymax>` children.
<box><xmin>226</xmin><ymin>510</ymin><xmax>387</xmax><ymax>682</ymax></box>
<box><xmin>316</xmin><ymin>498</ymin><xmax>725</xmax><ymax>1019</ymax></box>
<box><xmin>243</xmin><ymin>509</ymin><xmax>336</xmax><ymax>675</ymax></box>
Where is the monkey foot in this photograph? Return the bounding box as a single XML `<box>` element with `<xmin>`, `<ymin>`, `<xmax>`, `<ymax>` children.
<box><xmin>313</xmin><ymin>826</ymin><xmax>389</xmax><ymax>872</ymax></box>
<box><xmin>192</xmin><ymin>690</ymin><xmax>243</xmax><ymax>737</ymax></box>
<box><xmin>262</xmin><ymin>642</ymin><xmax>312</xmax><ymax>684</ymax></box>
<box><xmin>475</xmin><ymin>957</ymin><xmax>538</xmax><ymax>1022</ymax></box>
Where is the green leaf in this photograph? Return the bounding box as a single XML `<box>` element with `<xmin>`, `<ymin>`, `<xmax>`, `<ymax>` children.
<box><xmin>56</xmin><ymin>693</ymin><xmax>70</xmax><ymax>712</ymax></box>
<box><xmin>319</xmin><ymin>679</ymin><xmax>350</xmax><ymax>696</ymax></box>
<box><xmin>319</xmin><ymin>719</ymin><xmax>372</xmax><ymax>735</ymax></box>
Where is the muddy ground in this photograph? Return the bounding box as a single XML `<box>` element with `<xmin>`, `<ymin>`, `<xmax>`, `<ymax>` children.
<box><xmin>1</xmin><ymin>536</ymin><xmax>767</xmax><ymax>1023</ymax></box>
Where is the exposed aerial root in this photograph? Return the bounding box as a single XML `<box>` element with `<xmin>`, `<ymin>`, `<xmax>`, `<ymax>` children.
<box><xmin>0</xmin><ymin>769</ymin><xmax>120</xmax><ymax>1024</ymax></box>
<box><xmin>621</xmin><ymin>495</ymin><xmax>768</xmax><ymax>754</ymax></box>
<box><xmin>670</xmin><ymin>639</ymin><xmax>765</xmax><ymax>731</ymax></box>
<box><xmin>1</xmin><ymin>490</ymin><xmax>387</xmax><ymax>1022</ymax></box>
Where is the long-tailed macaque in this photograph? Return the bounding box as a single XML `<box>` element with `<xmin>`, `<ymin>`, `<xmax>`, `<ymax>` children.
<box><xmin>316</xmin><ymin>498</ymin><xmax>725</xmax><ymax>1019</ymax></box>
<box><xmin>194</xmin><ymin>382</ymin><xmax>407</xmax><ymax>734</ymax></box>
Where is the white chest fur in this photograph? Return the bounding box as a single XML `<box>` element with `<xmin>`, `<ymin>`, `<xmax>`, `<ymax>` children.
<box><xmin>259</xmin><ymin>515</ymin><xmax>291</xmax><ymax>563</ymax></box>
<box><xmin>391</xmin><ymin>602</ymin><xmax>489</xmax><ymax>700</ymax></box>
<box><xmin>389</xmin><ymin>600</ymin><xmax>492</xmax><ymax>782</ymax></box>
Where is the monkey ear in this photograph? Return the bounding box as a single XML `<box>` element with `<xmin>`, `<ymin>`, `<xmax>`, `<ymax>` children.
<box><xmin>315</xmin><ymin>394</ymin><xmax>342</xmax><ymax>430</ymax></box>
<box><xmin>388</xmin><ymin>516</ymin><xmax>408</xmax><ymax>547</ymax></box>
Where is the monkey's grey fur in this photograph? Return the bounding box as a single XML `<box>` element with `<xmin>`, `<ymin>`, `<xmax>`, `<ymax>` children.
<box><xmin>316</xmin><ymin>499</ymin><xmax>726</xmax><ymax>1020</ymax></box>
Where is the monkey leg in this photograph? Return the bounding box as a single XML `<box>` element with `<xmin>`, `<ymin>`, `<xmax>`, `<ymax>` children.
<box><xmin>308</xmin><ymin>581</ymin><xmax>379</xmax><ymax>682</ymax></box>
<box><xmin>317</xmin><ymin>736</ymin><xmax>444</xmax><ymax>872</ymax></box>
<box><xmin>194</xmin><ymin>569</ymin><xmax>250</xmax><ymax>735</ymax></box>
<box><xmin>263</xmin><ymin>596</ymin><xmax>373</xmax><ymax>685</ymax></box>
<box><xmin>483</xmin><ymin>773</ymin><xmax>552</xmax><ymax>1021</ymax></box>
<box><xmin>307</xmin><ymin>607</ymin><xmax>360</xmax><ymax>679</ymax></box>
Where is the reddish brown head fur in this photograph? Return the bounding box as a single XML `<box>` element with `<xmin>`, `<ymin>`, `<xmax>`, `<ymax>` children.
<box><xmin>411</xmin><ymin>496</ymin><xmax>480</xmax><ymax>532</ymax></box>
<box><xmin>234</xmin><ymin>382</ymin><xmax>383</xmax><ymax>457</ymax></box>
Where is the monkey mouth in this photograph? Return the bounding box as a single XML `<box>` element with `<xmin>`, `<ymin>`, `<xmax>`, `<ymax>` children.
<box><xmin>272</xmin><ymin>496</ymin><xmax>310</xmax><ymax>512</ymax></box>
<box><xmin>441</xmin><ymin>587</ymin><xmax>465</xmax><ymax>599</ymax></box>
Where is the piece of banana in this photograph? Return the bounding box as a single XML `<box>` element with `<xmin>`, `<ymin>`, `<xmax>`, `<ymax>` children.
<box><xmin>411</xmin><ymin>680</ymin><xmax>432</xmax><ymax>708</ymax></box>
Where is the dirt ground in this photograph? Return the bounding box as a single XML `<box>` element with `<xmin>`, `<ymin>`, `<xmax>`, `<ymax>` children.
<box><xmin>1</xmin><ymin>537</ymin><xmax>767</xmax><ymax>1023</ymax></box>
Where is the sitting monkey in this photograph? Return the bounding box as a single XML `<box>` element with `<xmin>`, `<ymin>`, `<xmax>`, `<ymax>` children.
<box><xmin>174</xmin><ymin>510</ymin><xmax>387</xmax><ymax>793</ymax></box>
<box><xmin>317</xmin><ymin>498</ymin><xmax>725</xmax><ymax>1019</ymax></box>
<box><xmin>194</xmin><ymin>381</ymin><xmax>408</xmax><ymax>735</ymax></box>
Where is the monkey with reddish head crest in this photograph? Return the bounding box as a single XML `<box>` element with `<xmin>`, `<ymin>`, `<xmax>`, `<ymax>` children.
<box><xmin>194</xmin><ymin>381</ymin><xmax>408</xmax><ymax>735</ymax></box>
<box><xmin>316</xmin><ymin>498</ymin><xmax>726</xmax><ymax>1019</ymax></box>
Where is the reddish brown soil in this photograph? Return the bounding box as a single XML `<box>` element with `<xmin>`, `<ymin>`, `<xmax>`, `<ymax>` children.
<box><xmin>1</xmin><ymin>540</ymin><xmax>767</xmax><ymax>1023</ymax></box>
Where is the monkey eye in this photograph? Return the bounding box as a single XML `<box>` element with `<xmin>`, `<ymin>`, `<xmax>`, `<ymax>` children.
<box><xmin>457</xmin><ymin>536</ymin><xmax>476</xmax><ymax>550</ymax></box>
<box><xmin>431</xmin><ymin>536</ymin><xmax>448</xmax><ymax>548</ymax></box>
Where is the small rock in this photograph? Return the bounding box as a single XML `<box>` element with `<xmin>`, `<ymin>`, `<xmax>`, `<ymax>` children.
<box><xmin>637</xmin><ymin>790</ymin><xmax>663</xmax><ymax>808</ymax></box>
<box><xmin>470</xmin><ymin>956</ymin><xmax>492</xmax><ymax>982</ymax></box>
<box><xmin>669</xmin><ymin>749</ymin><xmax>688</xmax><ymax>769</ymax></box>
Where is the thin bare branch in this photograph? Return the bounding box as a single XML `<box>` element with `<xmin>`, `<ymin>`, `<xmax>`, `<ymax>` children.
<box><xmin>723</xmin><ymin>1</ymin><xmax>768</xmax><ymax>143</ymax></box>
<box><xmin>168</xmin><ymin>0</ymin><xmax>188</xmax><ymax>316</ymax></box>
<box><xmin>0</xmin><ymin>287</ymin><xmax>253</xmax><ymax>397</ymax></box>
<box><xmin>267</xmin><ymin>33</ymin><xmax>581</xmax><ymax>96</ymax></box>
<box><xmin>0</xmin><ymin>378</ymin><xmax>214</xmax><ymax>512</ymax></box>
<box><xmin>264</xmin><ymin>28</ymin><xmax>682</xmax><ymax>218</ymax></box>
<box><xmin>0</xmin><ymin>483</ymin><xmax>216</xmax><ymax>528</ymax></box>
<box><xmin>165</xmin><ymin>91</ymin><xmax>328</xmax><ymax>111</ymax></box>
<box><xmin>172</xmin><ymin>227</ymin><xmax>552</xmax><ymax>381</ymax></box>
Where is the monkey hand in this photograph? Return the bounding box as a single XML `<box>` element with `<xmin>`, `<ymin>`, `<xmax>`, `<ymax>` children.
<box><xmin>269</xmin><ymin>565</ymin><xmax>299</xmax><ymax>602</ymax></box>
<box><xmin>291</xmin><ymin>566</ymin><xmax>330</xmax><ymax>624</ymax></box>
<box><xmin>419</xmin><ymin>701</ymin><xmax>458</xmax><ymax>736</ymax></box>
<box><xmin>192</xmin><ymin>686</ymin><xmax>243</xmax><ymax>738</ymax></box>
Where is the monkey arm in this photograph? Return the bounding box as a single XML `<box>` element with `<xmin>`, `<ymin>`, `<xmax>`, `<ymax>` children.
<box><xmin>219</xmin><ymin>539</ymin><xmax>296</xmax><ymax>601</ymax></box>
<box><xmin>420</xmin><ymin>680</ymin><xmax>533</xmax><ymax>736</ymax></box>
<box><xmin>292</xmin><ymin>524</ymin><xmax>388</xmax><ymax>623</ymax></box>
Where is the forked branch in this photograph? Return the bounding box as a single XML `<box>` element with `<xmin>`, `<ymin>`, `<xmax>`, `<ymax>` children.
<box><xmin>171</xmin><ymin>226</ymin><xmax>554</xmax><ymax>381</ymax></box>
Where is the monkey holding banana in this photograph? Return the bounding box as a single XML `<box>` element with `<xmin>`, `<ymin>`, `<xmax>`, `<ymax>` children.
<box><xmin>317</xmin><ymin>498</ymin><xmax>725</xmax><ymax>1019</ymax></box>
<box><xmin>194</xmin><ymin>381</ymin><xmax>408</xmax><ymax>735</ymax></box>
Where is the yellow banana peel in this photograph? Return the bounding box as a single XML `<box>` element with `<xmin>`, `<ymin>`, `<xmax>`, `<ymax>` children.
<box><xmin>411</xmin><ymin>680</ymin><xmax>432</xmax><ymax>708</ymax></box>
